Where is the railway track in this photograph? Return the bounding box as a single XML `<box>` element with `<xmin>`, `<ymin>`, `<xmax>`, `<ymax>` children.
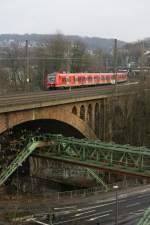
<box><xmin>0</xmin><ymin>82</ymin><xmax>139</xmax><ymax>107</ymax></box>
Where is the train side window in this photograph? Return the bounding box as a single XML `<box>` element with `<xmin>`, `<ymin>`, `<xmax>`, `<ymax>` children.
<box><xmin>78</xmin><ymin>77</ymin><xmax>82</xmax><ymax>82</ymax></box>
<box><xmin>63</xmin><ymin>77</ymin><xmax>70</xmax><ymax>83</ymax></box>
<box><xmin>62</xmin><ymin>77</ymin><xmax>66</xmax><ymax>83</ymax></box>
<box><xmin>88</xmin><ymin>77</ymin><xmax>92</xmax><ymax>81</ymax></box>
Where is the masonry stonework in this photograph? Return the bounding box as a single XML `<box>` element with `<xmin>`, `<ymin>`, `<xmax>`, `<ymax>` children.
<box><xmin>0</xmin><ymin>94</ymin><xmax>145</xmax><ymax>145</ymax></box>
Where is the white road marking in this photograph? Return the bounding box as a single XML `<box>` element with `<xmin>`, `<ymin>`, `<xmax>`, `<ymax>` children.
<box><xmin>137</xmin><ymin>193</ymin><xmax>150</xmax><ymax>199</ymax></box>
<box><xmin>77</xmin><ymin>198</ymin><xmax>126</xmax><ymax>213</ymax></box>
<box><xmin>137</xmin><ymin>209</ymin><xmax>145</xmax><ymax>212</ymax></box>
<box><xmin>77</xmin><ymin>202</ymin><xmax>114</xmax><ymax>212</ymax></box>
<box><xmin>129</xmin><ymin>211</ymin><xmax>144</xmax><ymax>215</ymax></box>
<box><xmin>95</xmin><ymin>197</ymin><xmax>126</xmax><ymax>205</ymax></box>
<box><xmin>54</xmin><ymin>210</ymin><xmax>112</xmax><ymax>224</ymax></box>
<box><xmin>54</xmin><ymin>206</ymin><xmax>77</xmax><ymax>210</ymax></box>
<box><xmin>140</xmin><ymin>189</ymin><xmax>147</xmax><ymax>193</ymax></box>
<box><xmin>34</xmin><ymin>213</ymin><xmax>47</xmax><ymax>216</ymax></box>
<box><xmin>120</xmin><ymin>194</ymin><xmax>127</xmax><ymax>198</ymax></box>
<box><xmin>129</xmin><ymin>209</ymin><xmax>145</xmax><ymax>215</ymax></box>
<box><xmin>75</xmin><ymin>210</ymin><xmax>95</xmax><ymax>217</ymax></box>
<box><xmin>126</xmin><ymin>202</ymin><xmax>140</xmax><ymax>208</ymax></box>
<box><xmin>54</xmin><ymin>207</ymin><xmax>78</xmax><ymax>215</ymax></box>
<box><xmin>137</xmin><ymin>195</ymin><xmax>144</xmax><ymax>199</ymax></box>
<box><xmin>88</xmin><ymin>213</ymin><xmax>110</xmax><ymax>221</ymax></box>
<box><xmin>30</xmin><ymin>219</ymin><xmax>48</xmax><ymax>225</ymax></box>
<box><xmin>57</xmin><ymin>210</ymin><xmax>76</xmax><ymax>215</ymax></box>
<box><xmin>95</xmin><ymin>198</ymin><xmax>114</xmax><ymax>204</ymax></box>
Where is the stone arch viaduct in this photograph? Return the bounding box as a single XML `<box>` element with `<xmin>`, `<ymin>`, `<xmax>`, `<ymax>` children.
<box><xmin>0</xmin><ymin>92</ymin><xmax>136</xmax><ymax>143</ymax></box>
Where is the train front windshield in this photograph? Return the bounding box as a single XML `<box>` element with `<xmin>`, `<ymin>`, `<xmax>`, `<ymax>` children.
<box><xmin>48</xmin><ymin>73</ymin><xmax>56</xmax><ymax>82</ymax></box>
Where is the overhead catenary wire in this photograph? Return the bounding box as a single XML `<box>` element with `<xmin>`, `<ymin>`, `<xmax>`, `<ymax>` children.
<box><xmin>0</xmin><ymin>57</ymin><xmax>106</xmax><ymax>60</ymax></box>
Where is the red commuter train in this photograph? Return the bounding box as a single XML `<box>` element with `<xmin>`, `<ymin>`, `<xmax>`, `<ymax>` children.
<box><xmin>43</xmin><ymin>72</ymin><xmax>128</xmax><ymax>90</ymax></box>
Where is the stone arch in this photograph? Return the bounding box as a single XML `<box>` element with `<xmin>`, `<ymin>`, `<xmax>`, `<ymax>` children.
<box><xmin>80</xmin><ymin>105</ymin><xmax>85</xmax><ymax>121</ymax></box>
<box><xmin>72</xmin><ymin>106</ymin><xmax>77</xmax><ymax>115</ymax></box>
<box><xmin>0</xmin><ymin>107</ymin><xmax>96</xmax><ymax>139</ymax></box>
<box><xmin>87</xmin><ymin>104</ymin><xmax>92</xmax><ymax>127</ymax></box>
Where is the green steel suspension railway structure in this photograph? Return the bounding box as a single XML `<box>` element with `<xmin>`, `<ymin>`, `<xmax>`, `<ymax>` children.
<box><xmin>1</xmin><ymin>134</ymin><xmax>150</xmax><ymax>224</ymax></box>
<box><xmin>0</xmin><ymin>134</ymin><xmax>150</xmax><ymax>189</ymax></box>
<box><xmin>137</xmin><ymin>207</ymin><xmax>150</xmax><ymax>225</ymax></box>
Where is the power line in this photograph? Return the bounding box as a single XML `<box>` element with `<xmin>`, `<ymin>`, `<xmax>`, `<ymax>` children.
<box><xmin>0</xmin><ymin>57</ymin><xmax>106</xmax><ymax>60</ymax></box>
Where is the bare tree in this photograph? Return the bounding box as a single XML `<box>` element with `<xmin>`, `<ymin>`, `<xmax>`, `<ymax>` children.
<box><xmin>47</xmin><ymin>33</ymin><xmax>71</xmax><ymax>72</ymax></box>
<box><xmin>70</xmin><ymin>40</ymin><xmax>87</xmax><ymax>72</ymax></box>
<box><xmin>4</xmin><ymin>42</ymin><xmax>26</xmax><ymax>91</ymax></box>
<box><xmin>0</xmin><ymin>67</ymin><xmax>9</xmax><ymax>93</ymax></box>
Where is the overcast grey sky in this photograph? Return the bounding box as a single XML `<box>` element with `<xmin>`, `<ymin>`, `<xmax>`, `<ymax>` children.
<box><xmin>0</xmin><ymin>0</ymin><xmax>150</xmax><ymax>42</ymax></box>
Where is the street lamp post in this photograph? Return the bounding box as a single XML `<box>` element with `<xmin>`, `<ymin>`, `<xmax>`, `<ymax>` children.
<box><xmin>113</xmin><ymin>185</ymin><xmax>119</xmax><ymax>225</ymax></box>
<box><xmin>25</xmin><ymin>40</ymin><xmax>30</xmax><ymax>91</ymax></box>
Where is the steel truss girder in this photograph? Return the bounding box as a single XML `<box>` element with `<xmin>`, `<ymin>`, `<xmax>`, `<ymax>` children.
<box><xmin>0</xmin><ymin>134</ymin><xmax>150</xmax><ymax>186</ymax></box>
<box><xmin>33</xmin><ymin>134</ymin><xmax>150</xmax><ymax>177</ymax></box>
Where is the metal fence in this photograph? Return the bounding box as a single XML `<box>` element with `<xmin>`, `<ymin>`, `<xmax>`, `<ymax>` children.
<box><xmin>1</xmin><ymin>178</ymin><xmax>148</xmax><ymax>203</ymax></box>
